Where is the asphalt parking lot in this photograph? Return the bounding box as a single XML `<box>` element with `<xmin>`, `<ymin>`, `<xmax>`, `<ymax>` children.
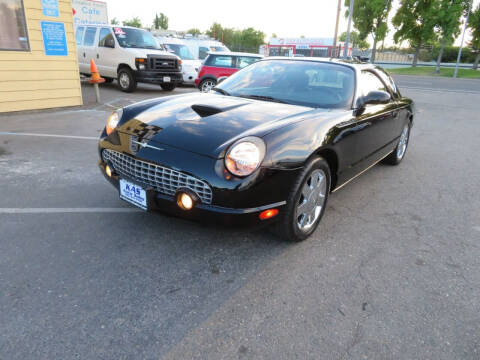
<box><xmin>1</xmin><ymin>76</ymin><xmax>480</xmax><ymax>359</ymax></box>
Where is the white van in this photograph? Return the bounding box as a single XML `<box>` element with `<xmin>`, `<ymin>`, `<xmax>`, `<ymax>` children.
<box><xmin>182</xmin><ymin>37</ymin><xmax>230</xmax><ymax>60</ymax></box>
<box><xmin>155</xmin><ymin>36</ymin><xmax>202</xmax><ymax>84</ymax></box>
<box><xmin>75</xmin><ymin>25</ymin><xmax>183</xmax><ymax>92</ymax></box>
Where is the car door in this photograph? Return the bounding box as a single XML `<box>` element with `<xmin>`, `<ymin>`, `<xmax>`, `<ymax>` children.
<box><xmin>82</xmin><ymin>26</ymin><xmax>98</xmax><ymax>75</ymax></box>
<box><xmin>96</xmin><ymin>27</ymin><xmax>117</xmax><ymax>78</ymax></box>
<box><xmin>75</xmin><ymin>26</ymin><xmax>87</xmax><ymax>73</ymax></box>
<box><xmin>354</xmin><ymin>70</ymin><xmax>398</xmax><ymax>164</ymax></box>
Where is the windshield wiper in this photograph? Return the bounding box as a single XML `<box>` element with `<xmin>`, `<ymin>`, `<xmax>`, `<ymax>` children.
<box><xmin>211</xmin><ymin>87</ymin><xmax>230</xmax><ymax>96</ymax></box>
<box><xmin>237</xmin><ymin>94</ymin><xmax>287</xmax><ymax>104</ymax></box>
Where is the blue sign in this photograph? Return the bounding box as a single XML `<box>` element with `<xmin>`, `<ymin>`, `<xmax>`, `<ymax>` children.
<box><xmin>42</xmin><ymin>0</ymin><xmax>59</xmax><ymax>17</ymax></box>
<box><xmin>41</xmin><ymin>21</ymin><xmax>68</xmax><ymax>56</ymax></box>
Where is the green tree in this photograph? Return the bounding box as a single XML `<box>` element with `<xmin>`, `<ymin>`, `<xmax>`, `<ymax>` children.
<box><xmin>186</xmin><ymin>28</ymin><xmax>202</xmax><ymax>36</ymax></box>
<box><xmin>345</xmin><ymin>0</ymin><xmax>392</xmax><ymax>63</ymax></box>
<box><xmin>392</xmin><ymin>0</ymin><xmax>438</xmax><ymax>66</ymax></box>
<box><xmin>206</xmin><ymin>23</ymin><xmax>265</xmax><ymax>52</ymax></box>
<box><xmin>110</xmin><ymin>17</ymin><xmax>119</xmax><ymax>25</ymax></box>
<box><xmin>434</xmin><ymin>0</ymin><xmax>469</xmax><ymax>73</ymax></box>
<box><xmin>468</xmin><ymin>4</ymin><xmax>480</xmax><ymax>69</ymax></box>
<box><xmin>123</xmin><ymin>17</ymin><xmax>142</xmax><ymax>28</ymax></box>
<box><xmin>153</xmin><ymin>13</ymin><xmax>168</xmax><ymax>30</ymax></box>
<box><xmin>271</xmin><ymin>33</ymin><xmax>278</xmax><ymax>38</ymax></box>
<box><xmin>339</xmin><ymin>31</ymin><xmax>370</xmax><ymax>50</ymax></box>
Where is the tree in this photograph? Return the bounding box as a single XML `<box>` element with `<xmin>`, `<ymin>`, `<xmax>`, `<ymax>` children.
<box><xmin>123</xmin><ymin>17</ymin><xmax>142</xmax><ymax>28</ymax></box>
<box><xmin>434</xmin><ymin>0</ymin><xmax>469</xmax><ymax>73</ymax></box>
<box><xmin>206</xmin><ymin>23</ymin><xmax>265</xmax><ymax>51</ymax></box>
<box><xmin>468</xmin><ymin>4</ymin><xmax>480</xmax><ymax>69</ymax></box>
<box><xmin>110</xmin><ymin>17</ymin><xmax>119</xmax><ymax>25</ymax></box>
<box><xmin>153</xmin><ymin>13</ymin><xmax>168</xmax><ymax>30</ymax></box>
<box><xmin>392</xmin><ymin>0</ymin><xmax>439</xmax><ymax>66</ymax></box>
<box><xmin>339</xmin><ymin>31</ymin><xmax>370</xmax><ymax>49</ymax></box>
<box><xmin>186</xmin><ymin>28</ymin><xmax>202</xmax><ymax>36</ymax></box>
<box><xmin>344</xmin><ymin>0</ymin><xmax>392</xmax><ymax>63</ymax></box>
<box><xmin>271</xmin><ymin>33</ymin><xmax>278</xmax><ymax>38</ymax></box>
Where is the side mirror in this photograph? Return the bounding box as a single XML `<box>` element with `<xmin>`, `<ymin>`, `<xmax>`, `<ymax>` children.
<box><xmin>362</xmin><ymin>90</ymin><xmax>391</xmax><ymax>105</ymax></box>
<box><xmin>105</xmin><ymin>38</ymin><xmax>115</xmax><ymax>48</ymax></box>
<box><xmin>354</xmin><ymin>90</ymin><xmax>391</xmax><ymax>116</ymax></box>
<box><xmin>217</xmin><ymin>76</ymin><xmax>228</xmax><ymax>84</ymax></box>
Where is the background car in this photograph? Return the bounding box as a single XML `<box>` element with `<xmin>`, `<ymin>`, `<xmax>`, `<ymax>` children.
<box><xmin>99</xmin><ymin>58</ymin><xmax>413</xmax><ymax>242</ymax></box>
<box><xmin>195</xmin><ymin>52</ymin><xmax>263</xmax><ymax>92</ymax></box>
<box><xmin>155</xmin><ymin>36</ymin><xmax>202</xmax><ymax>85</ymax></box>
<box><xmin>75</xmin><ymin>25</ymin><xmax>182</xmax><ymax>92</ymax></box>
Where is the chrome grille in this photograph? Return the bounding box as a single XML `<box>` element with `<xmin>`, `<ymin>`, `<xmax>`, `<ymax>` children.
<box><xmin>149</xmin><ymin>56</ymin><xmax>177</xmax><ymax>70</ymax></box>
<box><xmin>103</xmin><ymin>149</ymin><xmax>212</xmax><ymax>204</ymax></box>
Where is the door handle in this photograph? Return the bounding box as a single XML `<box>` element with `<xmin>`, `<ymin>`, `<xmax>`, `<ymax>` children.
<box><xmin>97</xmin><ymin>54</ymin><xmax>99</xmax><ymax>59</ymax></box>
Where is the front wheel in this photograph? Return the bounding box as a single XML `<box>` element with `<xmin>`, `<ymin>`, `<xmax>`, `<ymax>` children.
<box><xmin>273</xmin><ymin>157</ymin><xmax>330</xmax><ymax>242</ymax></box>
<box><xmin>199</xmin><ymin>79</ymin><xmax>216</xmax><ymax>92</ymax></box>
<box><xmin>160</xmin><ymin>83</ymin><xmax>176</xmax><ymax>91</ymax></box>
<box><xmin>384</xmin><ymin>122</ymin><xmax>411</xmax><ymax>165</ymax></box>
<box><xmin>117</xmin><ymin>68</ymin><xmax>137</xmax><ymax>93</ymax></box>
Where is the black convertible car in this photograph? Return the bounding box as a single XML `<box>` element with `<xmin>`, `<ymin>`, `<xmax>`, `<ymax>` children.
<box><xmin>99</xmin><ymin>58</ymin><xmax>413</xmax><ymax>241</ymax></box>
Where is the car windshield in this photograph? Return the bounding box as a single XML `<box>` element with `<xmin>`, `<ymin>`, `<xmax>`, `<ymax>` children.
<box><xmin>164</xmin><ymin>43</ymin><xmax>194</xmax><ymax>60</ymax></box>
<box><xmin>113</xmin><ymin>27</ymin><xmax>161</xmax><ymax>49</ymax></box>
<box><xmin>216</xmin><ymin>60</ymin><xmax>356</xmax><ymax>109</ymax></box>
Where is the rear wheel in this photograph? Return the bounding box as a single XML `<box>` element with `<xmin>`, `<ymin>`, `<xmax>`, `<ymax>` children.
<box><xmin>384</xmin><ymin>122</ymin><xmax>411</xmax><ymax>165</ymax></box>
<box><xmin>199</xmin><ymin>79</ymin><xmax>216</xmax><ymax>92</ymax></box>
<box><xmin>273</xmin><ymin>157</ymin><xmax>330</xmax><ymax>242</ymax></box>
<box><xmin>117</xmin><ymin>68</ymin><xmax>137</xmax><ymax>93</ymax></box>
<box><xmin>160</xmin><ymin>83</ymin><xmax>176</xmax><ymax>91</ymax></box>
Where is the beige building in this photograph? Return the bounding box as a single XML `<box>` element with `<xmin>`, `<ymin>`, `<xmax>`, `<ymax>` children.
<box><xmin>0</xmin><ymin>0</ymin><xmax>82</xmax><ymax>112</ymax></box>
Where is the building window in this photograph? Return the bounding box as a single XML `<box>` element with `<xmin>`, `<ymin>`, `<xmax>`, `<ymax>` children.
<box><xmin>0</xmin><ymin>0</ymin><xmax>30</xmax><ymax>51</ymax></box>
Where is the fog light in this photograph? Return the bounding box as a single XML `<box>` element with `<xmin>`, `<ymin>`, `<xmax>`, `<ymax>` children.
<box><xmin>105</xmin><ymin>164</ymin><xmax>112</xmax><ymax>177</ymax></box>
<box><xmin>139</xmin><ymin>64</ymin><xmax>145</xmax><ymax>70</ymax></box>
<box><xmin>177</xmin><ymin>192</ymin><xmax>194</xmax><ymax>210</ymax></box>
<box><xmin>259</xmin><ymin>208</ymin><xmax>279</xmax><ymax>220</ymax></box>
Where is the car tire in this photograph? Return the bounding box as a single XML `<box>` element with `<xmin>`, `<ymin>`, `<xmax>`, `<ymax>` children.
<box><xmin>384</xmin><ymin>122</ymin><xmax>411</xmax><ymax>165</ymax></box>
<box><xmin>160</xmin><ymin>83</ymin><xmax>176</xmax><ymax>91</ymax></box>
<box><xmin>199</xmin><ymin>79</ymin><xmax>216</xmax><ymax>92</ymax></box>
<box><xmin>273</xmin><ymin>156</ymin><xmax>331</xmax><ymax>242</ymax></box>
<box><xmin>117</xmin><ymin>68</ymin><xmax>137</xmax><ymax>93</ymax></box>
<box><xmin>104</xmin><ymin>77</ymin><xmax>114</xmax><ymax>83</ymax></box>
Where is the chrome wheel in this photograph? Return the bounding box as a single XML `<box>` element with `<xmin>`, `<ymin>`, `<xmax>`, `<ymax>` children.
<box><xmin>119</xmin><ymin>72</ymin><xmax>130</xmax><ymax>89</ymax></box>
<box><xmin>397</xmin><ymin>124</ymin><xmax>409</xmax><ymax>160</ymax></box>
<box><xmin>200</xmin><ymin>80</ymin><xmax>215</xmax><ymax>92</ymax></box>
<box><xmin>295</xmin><ymin>169</ymin><xmax>327</xmax><ymax>233</ymax></box>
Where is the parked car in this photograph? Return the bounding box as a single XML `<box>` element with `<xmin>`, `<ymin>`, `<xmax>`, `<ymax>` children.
<box><xmin>98</xmin><ymin>58</ymin><xmax>414</xmax><ymax>242</ymax></box>
<box><xmin>75</xmin><ymin>25</ymin><xmax>182</xmax><ymax>92</ymax></box>
<box><xmin>195</xmin><ymin>52</ymin><xmax>263</xmax><ymax>92</ymax></box>
<box><xmin>182</xmin><ymin>37</ymin><xmax>230</xmax><ymax>60</ymax></box>
<box><xmin>155</xmin><ymin>36</ymin><xmax>202</xmax><ymax>84</ymax></box>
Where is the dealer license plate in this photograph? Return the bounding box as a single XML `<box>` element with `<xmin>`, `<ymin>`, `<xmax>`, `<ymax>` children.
<box><xmin>163</xmin><ymin>76</ymin><xmax>171</xmax><ymax>82</ymax></box>
<box><xmin>119</xmin><ymin>179</ymin><xmax>147</xmax><ymax>210</ymax></box>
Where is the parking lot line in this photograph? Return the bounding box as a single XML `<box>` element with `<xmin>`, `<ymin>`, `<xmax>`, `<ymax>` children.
<box><xmin>0</xmin><ymin>208</ymin><xmax>141</xmax><ymax>214</ymax></box>
<box><xmin>0</xmin><ymin>132</ymin><xmax>97</xmax><ymax>140</ymax></box>
<box><xmin>400</xmin><ymin>86</ymin><xmax>480</xmax><ymax>94</ymax></box>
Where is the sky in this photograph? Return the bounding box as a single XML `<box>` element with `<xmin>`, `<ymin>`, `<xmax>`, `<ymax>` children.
<box><xmin>106</xmin><ymin>0</ymin><xmax>480</xmax><ymax>47</ymax></box>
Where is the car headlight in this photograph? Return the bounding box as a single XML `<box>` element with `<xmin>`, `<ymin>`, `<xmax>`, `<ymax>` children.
<box><xmin>225</xmin><ymin>137</ymin><xmax>266</xmax><ymax>177</ymax></box>
<box><xmin>106</xmin><ymin>108</ymin><xmax>123</xmax><ymax>135</ymax></box>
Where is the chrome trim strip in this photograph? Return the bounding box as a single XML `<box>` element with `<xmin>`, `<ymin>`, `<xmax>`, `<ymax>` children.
<box><xmin>332</xmin><ymin>152</ymin><xmax>391</xmax><ymax>193</ymax></box>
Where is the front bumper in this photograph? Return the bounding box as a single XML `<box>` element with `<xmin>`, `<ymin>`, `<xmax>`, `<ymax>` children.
<box><xmin>134</xmin><ymin>70</ymin><xmax>183</xmax><ymax>84</ymax></box>
<box><xmin>99</xmin><ymin>161</ymin><xmax>288</xmax><ymax>227</ymax></box>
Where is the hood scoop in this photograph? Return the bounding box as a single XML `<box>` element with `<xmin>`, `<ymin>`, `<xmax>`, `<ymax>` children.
<box><xmin>191</xmin><ymin>102</ymin><xmax>247</xmax><ymax>118</ymax></box>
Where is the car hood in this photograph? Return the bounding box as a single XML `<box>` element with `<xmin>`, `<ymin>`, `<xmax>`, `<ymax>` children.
<box><xmin>118</xmin><ymin>93</ymin><xmax>327</xmax><ymax>158</ymax></box>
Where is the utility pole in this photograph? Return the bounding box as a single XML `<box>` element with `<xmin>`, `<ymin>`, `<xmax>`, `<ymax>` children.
<box><xmin>454</xmin><ymin>0</ymin><xmax>473</xmax><ymax>78</ymax></box>
<box><xmin>344</xmin><ymin>0</ymin><xmax>355</xmax><ymax>58</ymax></box>
<box><xmin>333</xmin><ymin>0</ymin><xmax>342</xmax><ymax>57</ymax></box>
